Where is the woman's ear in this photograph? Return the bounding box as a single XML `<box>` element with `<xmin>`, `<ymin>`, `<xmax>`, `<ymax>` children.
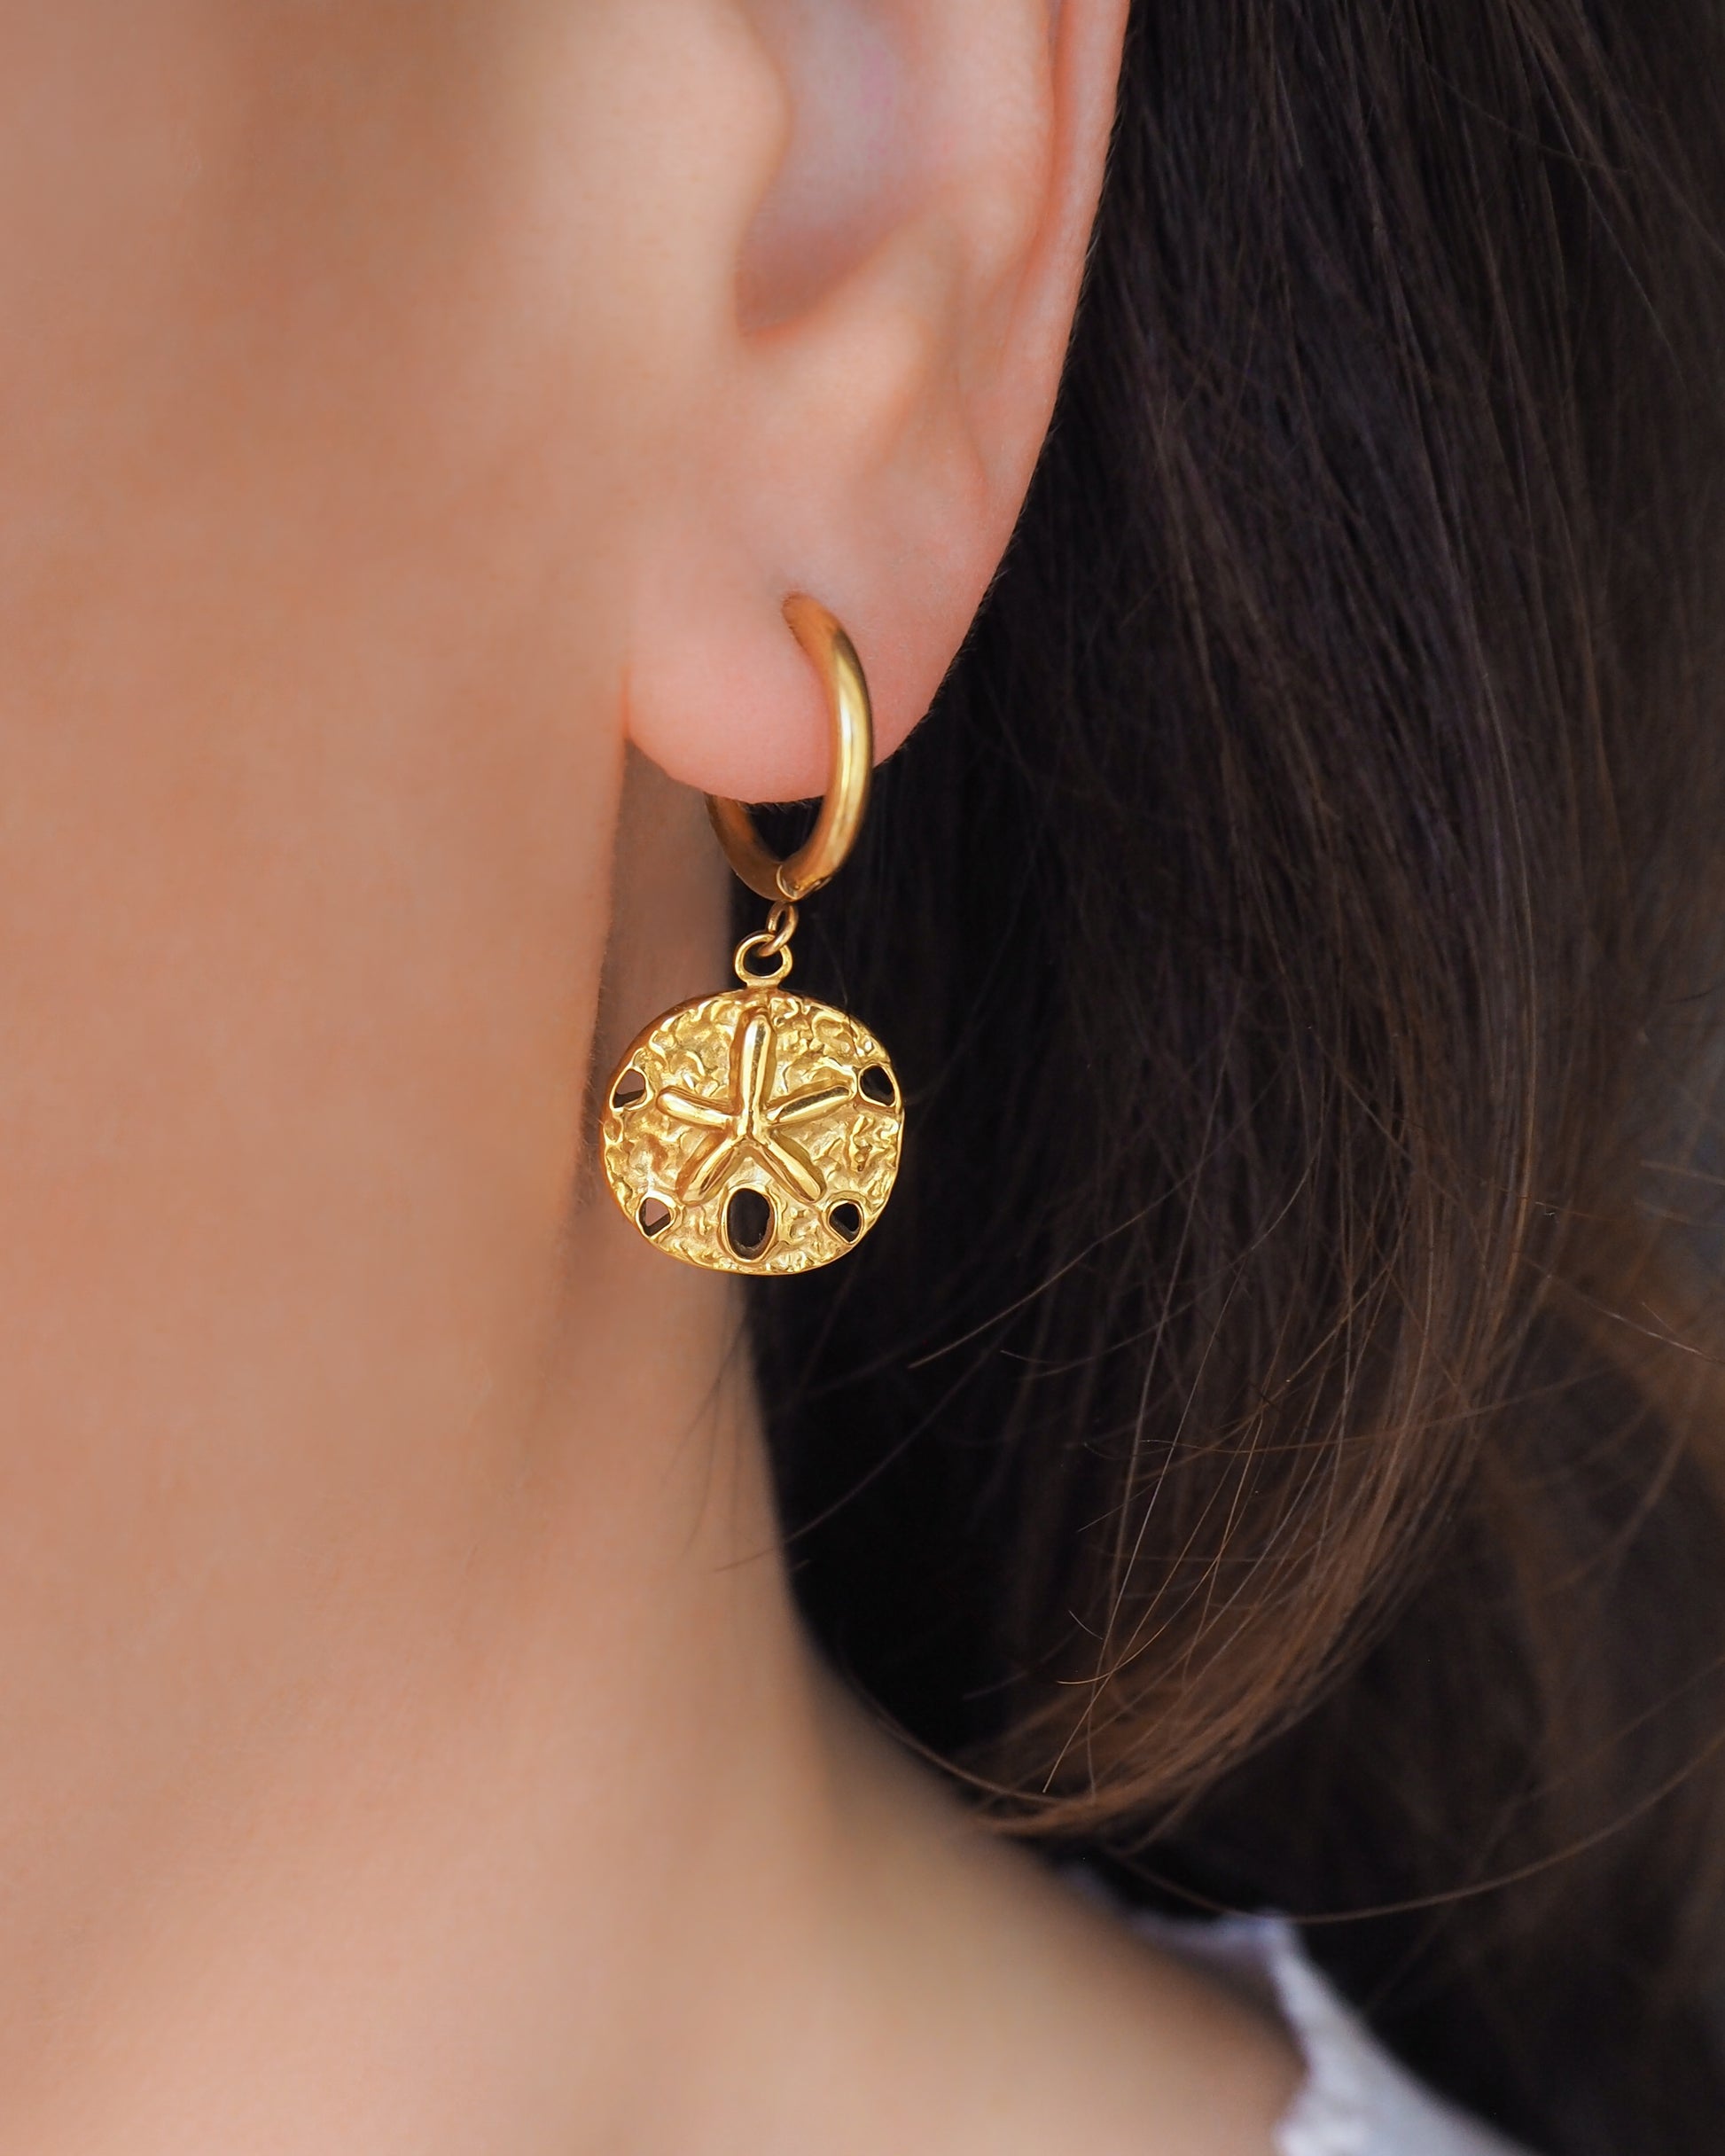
<box><xmin>621</xmin><ymin>0</ymin><xmax>1129</xmax><ymax>802</ymax></box>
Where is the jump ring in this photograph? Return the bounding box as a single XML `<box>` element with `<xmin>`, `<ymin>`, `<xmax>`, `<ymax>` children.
<box><xmin>758</xmin><ymin>901</ymin><xmax>799</xmax><ymax>957</ymax></box>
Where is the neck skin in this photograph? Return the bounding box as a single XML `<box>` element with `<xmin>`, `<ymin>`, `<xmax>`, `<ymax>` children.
<box><xmin>0</xmin><ymin>705</ymin><xmax>1294</xmax><ymax>2153</ymax></box>
<box><xmin>0</xmin><ymin>676</ymin><xmax>822</xmax><ymax>2143</ymax></box>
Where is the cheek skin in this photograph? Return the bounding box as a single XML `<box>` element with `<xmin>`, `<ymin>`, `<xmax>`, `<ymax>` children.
<box><xmin>0</xmin><ymin>0</ymin><xmax>798</xmax><ymax>1564</ymax></box>
<box><xmin>0</xmin><ymin>7</ymin><xmax>693</xmax><ymax>1622</ymax></box>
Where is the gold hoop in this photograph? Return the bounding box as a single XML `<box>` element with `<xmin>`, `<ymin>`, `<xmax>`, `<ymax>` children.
<box><xmin>705</xmin><ymin>593</ymin><xmax>872</xmax><ymax>902</ymax></box>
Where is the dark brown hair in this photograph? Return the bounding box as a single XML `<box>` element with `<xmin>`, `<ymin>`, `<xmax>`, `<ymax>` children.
<box><xmin>749</xmin><ymin>4</ymin><xmax>1725</xmax><ymax>2149</ymax></box>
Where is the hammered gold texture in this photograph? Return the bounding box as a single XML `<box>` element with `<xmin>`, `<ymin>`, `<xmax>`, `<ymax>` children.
<box><xmin>600</xmin><ymin>988</ymin><xmax>902</xmax><ymax>1275</ymax></box>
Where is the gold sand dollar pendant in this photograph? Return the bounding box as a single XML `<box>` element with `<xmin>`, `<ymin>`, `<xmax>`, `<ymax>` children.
<box><xmin>600</xmin><ymin>965</ymin><xmax>902</xmax><ymax>1276</ymax></box>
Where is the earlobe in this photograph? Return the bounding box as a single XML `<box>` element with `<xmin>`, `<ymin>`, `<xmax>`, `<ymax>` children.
<box><xmin>621</xmin><ymin>0</ymin><xmax>1128</xmax><ymax>807</ymax></box>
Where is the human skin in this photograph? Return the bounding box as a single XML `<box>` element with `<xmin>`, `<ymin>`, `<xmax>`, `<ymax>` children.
<box><xmin>0</xmin><ymin>4</ymin><xmax>1297</xmax><ymax>2149</ymax></box>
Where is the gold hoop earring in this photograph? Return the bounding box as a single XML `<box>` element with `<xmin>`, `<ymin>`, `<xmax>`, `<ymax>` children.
<box><xmin>599</xmin><ymin>595</ymin><xmax>902</xmax><ymax>1275</ymax></box>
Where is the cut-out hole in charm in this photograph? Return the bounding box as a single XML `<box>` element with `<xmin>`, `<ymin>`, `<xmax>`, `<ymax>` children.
<box><xmin>828</xmin><ymin>1200</ymin><xmax>862</xmax><ymax>1244</ymax></box>
<box><xmin>859</xmin><ymin>1064</ymin><xmax>896</xmax><ymax>1106</ymax></box>
<box><xmin>637</xmin><ymin>1196</ymin><xmax>673</xmax><ymax>1238</ymax></box>
<box><xmin>612</xmin><ymin>1068</ymin><xmax>648</xmax><ymax>1110</ymax></box>
<box><xmin>725</xmin><ymin>1187</ymin><xmax>774</xmax><ymax>1261</ymax></box>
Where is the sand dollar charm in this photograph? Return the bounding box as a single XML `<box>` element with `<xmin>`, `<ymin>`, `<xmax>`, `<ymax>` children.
<box><xmin>601</xmin><ymin>984</ymin><xmax>902</xmax><ymax>1276</ymax></box>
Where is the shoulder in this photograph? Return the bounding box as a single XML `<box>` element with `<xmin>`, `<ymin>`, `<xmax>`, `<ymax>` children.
<box><xmin>1122</xmin><ymin>1906</ymin><xmax>1534</xmax><ymax>2156</ymax></box>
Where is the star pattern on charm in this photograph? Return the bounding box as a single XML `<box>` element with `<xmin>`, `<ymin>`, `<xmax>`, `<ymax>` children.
<box><xmin>658</xmin><ymin>1009</ymin><xmax>854</xmax><ymax>1205</ymax></box>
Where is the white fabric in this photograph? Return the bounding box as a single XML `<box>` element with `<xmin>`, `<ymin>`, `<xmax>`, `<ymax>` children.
<box><xmin>1128</xmin><ymin>1909</ymin><xmax>1533</xmax><ymax>2156</ymax></box>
